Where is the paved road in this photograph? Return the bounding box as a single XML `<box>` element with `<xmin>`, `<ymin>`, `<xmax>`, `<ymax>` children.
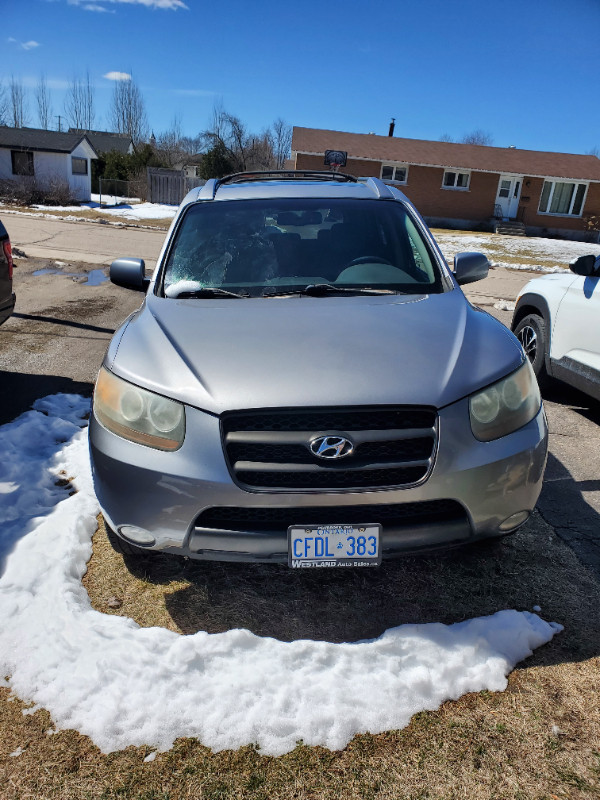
<box><xmin>4</xmin><ymin>213</ymin><xmax>168</xmax><ymax>268</ymax></box>
<box><xmin>1</xmin><ymin>217</ymin><xmax>599</xmax><ymax>577</ymax></box>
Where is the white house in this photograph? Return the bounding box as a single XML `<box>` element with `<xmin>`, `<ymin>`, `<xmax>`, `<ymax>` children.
<box><xmin>0</xmin><ymin>127</ymin><xmax>98</xmax><ymax>201</ymax></box>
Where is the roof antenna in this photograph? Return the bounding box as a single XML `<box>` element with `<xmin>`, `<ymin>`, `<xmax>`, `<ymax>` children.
<box><xmin>388</xmin><ymin>118</ymin><xmax>395</xmax><ymax>137</ymax></box>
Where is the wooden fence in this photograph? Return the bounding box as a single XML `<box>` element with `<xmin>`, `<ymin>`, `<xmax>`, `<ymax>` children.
<box><xmin>147</xmin><ymin>167</ymin><xmax>205</xmax><ymax>205</ymax></box>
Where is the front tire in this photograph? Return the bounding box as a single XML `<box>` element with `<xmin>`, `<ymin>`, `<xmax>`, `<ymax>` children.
<box><xmin>514</xmin><ymin>313</ymin><xmax>549</xmax><ymax>389</ymax></box>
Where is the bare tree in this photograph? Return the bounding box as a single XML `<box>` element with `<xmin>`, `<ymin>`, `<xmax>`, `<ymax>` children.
<box><xmin>203</xmin><ymin>103</ymin><xmax>279</xmax><ymax>172</ymax></box>
<box><xmin>461</xmin><ymin>129</ymin><xmax>494</xmax><ymax>146</ymax></box>
<box><xmin>251</xmin><ymin>129</ymin><xmax>278</xmax><ymax>170</ymax></box>
<box><xmin>0</xmin><ymin>80</ymin><xmax>9</xmax><ymax>126</ymax></box>
<box><xmin>156</xmin><ymin>114</ymin><xmax>186</xmax><ymax>167</ymax></box>
<box><xmin>180</xmin><ymin>133</ymin><xmax>202</xmax><ymax>154</ymax></box>
<box><xmin>586</xmin><ymin>146</ymin><xmax>599</xmax><ymax>158</ymax></box>
<box><xmin>224</xmin><ymin>113</ymin><xmax>249</xmax><ymax>170</ymax></box>
<box><xmin>270</xmin><ymin>118</ymin><xmax>292</xmax><ymax>168</ymax></box>
<box><xmin>439</xmin><ymin>133</ymin><xmax>454</xmax><ymax>142</ymax></box>
<box><xmin>9</xmin><ymin>76</ymin><xmax>28</xmax><ymax>128</ymax></box>
<box><xmin>202</xmin><ymin>105</ymin><xmax>247</xmax><ymax>171</ymax></box>
<box><xmin>64</xmin><ymin>72</ymin><xmax>95</xmax><ymax>131</ymax></box>
<box><xmin>35</xmin><ymin>75</ymin><xmax>53</xmax><ymax>130</ymax></box>
<box><xmin>109</xmin><ymin>75</ymin><xmax>148</xmax><ymax>143</ymax></box>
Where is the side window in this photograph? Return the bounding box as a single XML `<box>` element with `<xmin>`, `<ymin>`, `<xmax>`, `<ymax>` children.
<box><xmin>442</xmin><ymin>170</ymin><xmax>470</xmax><ymax>190</ymax></box>
<box><xmin>404</xmin><ymin>215</ymin><xmax>436</xmax><ymax>281</ymax></box>
<box><xmin>72</xmin><ymin>157</ymin><xmax>88</xmax><ymax>175</ymax></box>
<box><xmin>381</xmin><ymin>164</ymin><xmax>408</xmax><ymax>184</ymax></box>
<box><xmin>11</xmin><ymin>151</ymin><xmax>34</xmax><ymax>176</ymax></box>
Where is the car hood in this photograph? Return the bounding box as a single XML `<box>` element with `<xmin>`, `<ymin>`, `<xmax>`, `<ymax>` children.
<box><xmin>108</xmin><ymin>290</ymin><xmax>523</xmax><ymax>414</ymax></box>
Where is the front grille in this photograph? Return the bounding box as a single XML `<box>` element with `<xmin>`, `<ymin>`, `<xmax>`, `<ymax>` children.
<box><xmin>196</xmin><ymin>500</ymin><xmax>464</xmax><ymax>532</ymax></box>
<box><xmin>221</xmin><ymin>406</ymin><xmax>438</xmax><ymax>491</ymax></box>
<box><xmin>227</xmin><ymin>437</ymin><xmax>433</xmax><ymax>465</ymax></box>
<box><xmin>227</xmin><ymin>407</ymin><xmax>435</xmax><ymax>432</ymax></box>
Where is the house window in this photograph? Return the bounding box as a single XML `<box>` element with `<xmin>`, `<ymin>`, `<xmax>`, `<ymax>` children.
<box><xmin>11</xmin><ymin>151</ymin><xmax>34</xmax><ymax>177</ymax></box>
<box><xmin>381</xmin><ymin>164</ymin><xmax>408</xmax><ymax>184</ymax></box>
<box><xmin>72</xmin><ymin>157</ymin><xmax>88</xmax><ymax>175</ymax></box>
<box><xmin>442</xmin><ymin>170</ymin><xmax>470</xmax><ymax>190</ymax></box>
<box><xmin>538</xmin><ymin>180</ymin><xmax>587</xmax><ymax>216</ymax></box>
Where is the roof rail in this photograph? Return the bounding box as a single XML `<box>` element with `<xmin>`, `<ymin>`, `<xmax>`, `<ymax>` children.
<box><xmin>215</xmin><ymin>170</ymin><xmax>358</xmax><ymax>191</ymax></box>
<box><xmin>365</xmin><ymin>176</ymin><xmax>395</xmax><ymax>199</ymax></box>
<box><xmin>197</xmin><ymin>178</ymin><xmax>218</xmax><ymax>200</ymax></box>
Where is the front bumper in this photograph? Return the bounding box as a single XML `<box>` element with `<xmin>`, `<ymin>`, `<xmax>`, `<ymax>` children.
<box><xmin>89</xmin><ymin>398</ymin><xmax>548</xmax><ymax>562</ymax></box>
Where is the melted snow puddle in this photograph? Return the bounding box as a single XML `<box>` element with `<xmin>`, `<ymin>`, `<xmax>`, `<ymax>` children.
<box><xmin>0</xmin><ymin>396</ymin><xmax>562</xmax><ymax>756</ymax></box>
<box><xmin>33</xmin><ymin>267</ymin><xmax>109</xmax><ymax>285</ymax></box>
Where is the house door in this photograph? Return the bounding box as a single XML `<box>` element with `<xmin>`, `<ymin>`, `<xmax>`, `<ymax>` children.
<box><xmin>495</xmin><ymin>175</ymin><xmax>523</xmax><ymax>219</ymax></box>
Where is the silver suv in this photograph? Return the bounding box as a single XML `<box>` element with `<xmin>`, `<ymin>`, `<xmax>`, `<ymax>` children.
<box><xmin>89</xmin><ymin>171</ymin><xmax>547</xmax><ymax>568</ymax></box>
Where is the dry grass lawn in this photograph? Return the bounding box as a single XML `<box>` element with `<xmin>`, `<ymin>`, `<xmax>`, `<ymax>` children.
<box><xmin>1</xmin><ymin>511</ymin><xmax>599</xmax><ymax>799</ymax></box>
<box><xmin>430</xmin><ymin>228</ymin><xmax>599</xmax><ymax>273</ymax></box>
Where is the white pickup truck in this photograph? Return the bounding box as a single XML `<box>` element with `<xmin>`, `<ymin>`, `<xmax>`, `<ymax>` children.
<box><xmin>511</xmin><ymin>253</ymin><xmax>600</xmax><ymax>399</ymax></box>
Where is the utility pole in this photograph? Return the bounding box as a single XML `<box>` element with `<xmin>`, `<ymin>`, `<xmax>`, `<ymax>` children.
<box><xmin>55</xmin><ymin>115</ymin><xmax>63</xmax><ymax>132</ymax></box>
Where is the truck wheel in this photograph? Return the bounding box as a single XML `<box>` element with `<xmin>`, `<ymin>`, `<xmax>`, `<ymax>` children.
<box><xmin>514</xmin><ymin>313</ymin><xmax>550</xmax><ymax>389</ymax></box>
<box><xmin>103</xmin><ymin>516</ymin><xmax>151</xmax><ymax>558</ymax></box>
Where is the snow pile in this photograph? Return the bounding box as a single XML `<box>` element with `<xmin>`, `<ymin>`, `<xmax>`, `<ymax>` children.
<box><xmin>0</xmin><ymin>397</ymin><xmax>562</xmax><ymax>756</ymax></box>
<box><xmin>31</xmin><ymin>200</ymin><xmax>178</xmax><ymax>221</ymax></box>
<box><xmin>90</xmin><ymin>193</ymin><xmax>141</xmax><ymax>205</ymax></box>
<box><xmin>87</xmin><ymin>202</ymin><xmax>178</xmax><ymax>221</ymax></box>
<box><xmin>494</xmin><ymin>300</ymin><xmax>516</xmax><ymax>311</ymax></box>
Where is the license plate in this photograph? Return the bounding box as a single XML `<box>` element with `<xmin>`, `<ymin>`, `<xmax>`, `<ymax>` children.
<box><xmin>288</xmin><ymin>523</ymin><xmax>382</xmax><ymax>568</ymax></box>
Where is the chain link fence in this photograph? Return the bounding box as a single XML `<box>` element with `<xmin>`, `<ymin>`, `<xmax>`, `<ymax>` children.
<box><xmin>98</xmin><ymin>177</ymin><xmax>141</xmax><ymax>206</ymax></box>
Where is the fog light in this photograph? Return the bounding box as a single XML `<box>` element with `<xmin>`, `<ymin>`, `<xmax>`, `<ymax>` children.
<box><xmin>499</xmin><ymin>511</ymin><xmax>530</xmax><ymax>531</ymax></box>
<box><xmin>119</xmin><ymin>525</ymin><xmax>155</xmax><ymax>545</ymax></box>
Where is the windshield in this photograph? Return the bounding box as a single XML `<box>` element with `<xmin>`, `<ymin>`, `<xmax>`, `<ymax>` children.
<box><xmin>161</xmin><ymin>197</ymin><xmax>444</xmax><ymax>297</ymax></box>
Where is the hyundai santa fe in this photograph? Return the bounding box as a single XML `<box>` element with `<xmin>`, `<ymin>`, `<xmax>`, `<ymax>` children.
<box><xmin>89</xmin><ymin>171</ymin><xmax>547</xmax><ymax>568</ymax></box>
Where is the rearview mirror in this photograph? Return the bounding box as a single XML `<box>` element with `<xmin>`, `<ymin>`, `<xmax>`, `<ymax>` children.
<box><xmin>569</xmin><ymin>254</ymin><xmax>597</xmax><ymax>277</ymax></box>
<box><xmin>454</xmin><ymin>252</ymin><xmax>490</xmax><ymax>285</ymax></box>
<box><xmin>110</xmin><ymin>258</ymin><xmax>148</xmax><ymax>292</ymax></box>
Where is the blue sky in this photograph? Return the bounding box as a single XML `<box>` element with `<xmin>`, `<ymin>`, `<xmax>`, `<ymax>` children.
<box><xmin>3</xmin><ymin>0</ymin><xmax>600</xmax><ymax>155</ymax></box>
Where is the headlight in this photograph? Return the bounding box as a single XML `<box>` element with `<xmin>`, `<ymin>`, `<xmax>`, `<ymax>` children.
<box><xmin>469</xmin><ymin>360</ymin><xmax>541</xmax><ymax>441</ymax></box>
<box><xmin>93</xmin><ymin>367</ymin><xmax>185</xmax><ymax>450</ymax></box>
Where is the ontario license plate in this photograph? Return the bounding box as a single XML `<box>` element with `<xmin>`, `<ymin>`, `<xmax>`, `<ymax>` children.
<box><xmin>288</xmin><ymin>524</ymin><xmax>382</xmax><ymax>568</ymax></box>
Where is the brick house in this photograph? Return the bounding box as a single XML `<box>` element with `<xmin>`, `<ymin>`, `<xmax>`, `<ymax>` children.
<box><xmin>292</xmin><ymin>127</ymin><xmax>600</xmax><ymax>242</ymax></box>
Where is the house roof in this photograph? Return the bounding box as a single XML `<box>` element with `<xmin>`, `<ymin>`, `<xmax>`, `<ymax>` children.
<box><xmin>186</xmin><ymin>153</ymin><xmax>204</xmax><ymax>165</ymax></box>
<box><xmin>292</xmin><ymin>127</ymin><xmax>600</xmax><ymax>183</ymax></box>
<box><xmin>0</xmin><ymin>126</ymin><xmax>98</xmax><ymax>157</ymax></box>
<box><xmin>68</xmin><ymin>129</ymin><xmax>133</xmax><ymax>155</ymax></box>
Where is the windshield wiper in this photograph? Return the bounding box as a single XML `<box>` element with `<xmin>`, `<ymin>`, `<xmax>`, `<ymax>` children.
<box><xmin>170</xmin><ymin>286</ymin><xmax>249</xmax><ymax>299</ymax></box>
<box><xmin>262</xmin><ymin>283</ymin><xmax>401</xmax><ymax>297</ymax></box>
<box><xmin>304</xmin><ymin>283</ymin><xmax>400</xmax><ymax>296</ymax></box>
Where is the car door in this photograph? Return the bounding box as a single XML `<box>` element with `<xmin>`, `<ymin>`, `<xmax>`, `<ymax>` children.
<box><xmin>0</xmin><ymin>222</ymin><xmax>14</xmax><ymax>324</ymax></box>
<box><xmin>551</xmin><ymin>268</ymin><xmax>600</xmax><ymax>398</ymax></box>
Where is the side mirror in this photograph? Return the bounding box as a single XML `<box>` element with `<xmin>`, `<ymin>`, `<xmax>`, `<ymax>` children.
<box><xmin>454</xmin><ymin>252</ymin><xmax>490</xmax><ymax>285</ymax></box>
<box><xmin>110</xmin><ymin>258</ymin><xmax>148</xmax><ymax>292</ymax></box>
<box><xmin>569</xmin><ymin>254</ymin><xmax>597</xmax><ymax>277</ymax></box>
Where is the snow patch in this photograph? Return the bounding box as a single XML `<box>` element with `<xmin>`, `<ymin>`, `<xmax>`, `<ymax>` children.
<box><xmin>31</xmin><ymin>200</ymin><xmax>177</xmax><ymax>221</ymax></box>
<box><xmin>435</xmin><ymin>231</ymin><xmax>600</xmax><ymax>274</ymax></box>
<box><xmin>0</xmin><ymin>396</ymin><xmax>562</xmax><ymax>756</ymax></box>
